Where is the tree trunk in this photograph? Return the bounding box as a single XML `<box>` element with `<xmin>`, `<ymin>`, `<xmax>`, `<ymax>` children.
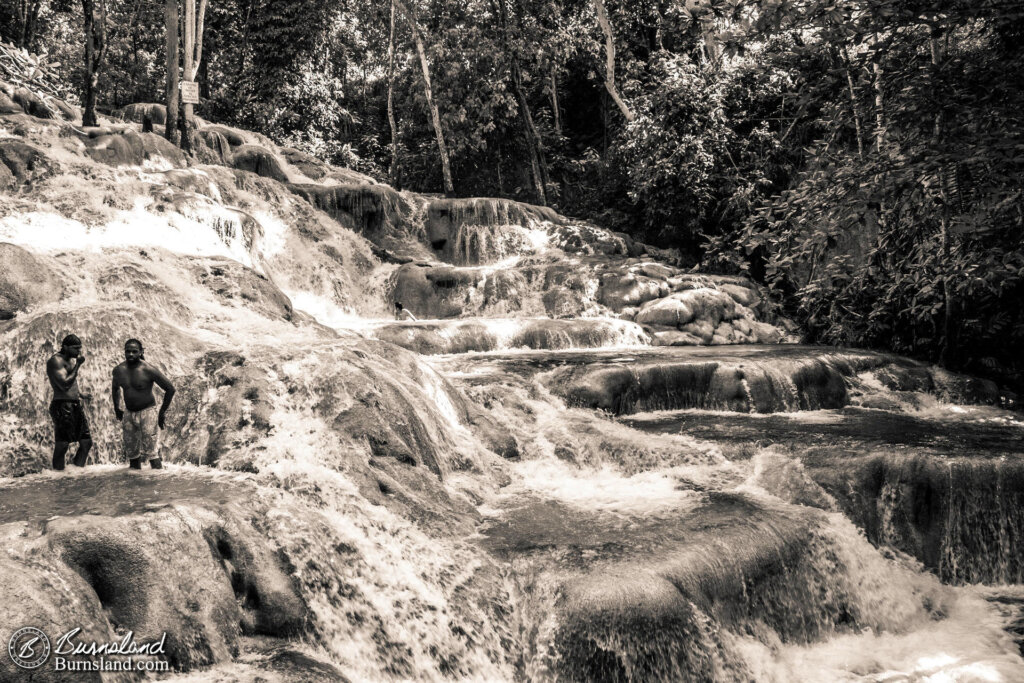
<box><xmin>81</xmin><ymin>0</ymin><xmax>105</xmax><ymax>127</ymax></box>
<box><xmin>872</xmin><ymin>59</ymin><xmax>884</xmax><ymax>154</ymax></box>
<box><xmin>181</xmin><ymin>0</ymin><xmax>194</xmax><ymax>151</ymax></box>
<box><xmin>19</xmin><ymin>0</ymin><xmax>42</xmax><ymax>50</ymax></box>
<box><xmin>593</xmin><ymin>0</ymin><xmax>634</xmax><ymax>122</ymax></box>
<box><xmin>394</xmin><ymin>0</ymin><xmax>454</xmax><ymax>194</ymax></box>
<box><xmin>841</xmin><ymin>47</ymin><xmax>863</xmax><ymax>159</ymax></box>
<box><xmin>550</xmin><ymin>69</ymin><xmax>561</xmax><ymax>135</ymax></box>
<box><xmin>165</xmin><ymin>0</ymin><xmax>180</xmax><ymax>144</ymax></box>
<box><xmin>496</xmin><ymin>0</ymin><xmax>547</xmax><ymax>204</ymax></box>
<box><xmin>199</xmin><ymin>51</ymin><xmax>209</xmax><ymax>99</ymax></box>
<box><xmin>931</xmin><ymin>28</ymin><xmax>955</xmax><ymax>366</ymax></box>
<box><xmin>387</xmin><ymin>0</ymin><xmax>400</xmax><ymax>187</ymax></box>
<box><xmin>167</xmin><ymin>0</ymin><xmax>205</xmax><ymax>151</ymax></box>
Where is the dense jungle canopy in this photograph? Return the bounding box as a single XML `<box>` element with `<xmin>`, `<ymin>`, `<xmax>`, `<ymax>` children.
<box><xmin>1</xmin><ymin>0</ymin><xmax>1022</xmax><ymax>390</ymax></box>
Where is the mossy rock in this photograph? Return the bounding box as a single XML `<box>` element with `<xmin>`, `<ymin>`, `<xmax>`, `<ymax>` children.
<box><xmin>0</xmin><ymin>140</ymin><xmax>55</xmax><ymax>187</ymax></box>
<box><xmin>232</xmin><ymin>145</ymin><xmax>288</xmax><ymax>182</ymax></box>
<box><xmin>280</xmin><ymin>146</ymin><xmax>329</xmax><ymax>179</ymax></box>
<box><xmin>0</xmin><ymin>243</ymin><xmax>64</xmax><ymax>319</ymax></box>
<box><xmin>11</xmin><ymin>87</ymin><xmax>52</xmax><ymax>118</ymax></box>
<box><xmin>139</xmin><ymin>131</ymin><xmax>188</xmax><ymax>166</ymax></box>
<box><xmin>84</xmin><ymin>131</ymin><xmax>146</xmax><ymax>166</ymax></box>
<box><xmin>0</xmin><ymin>90</ymin><xmax>23</xmax><ymax>114</ymax></box>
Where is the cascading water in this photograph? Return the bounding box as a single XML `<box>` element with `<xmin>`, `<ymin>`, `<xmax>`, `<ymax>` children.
<box><xmin>2</xmin><ymin>110</ymin><xmax>1023</xmax><ymax>681</ymax></box>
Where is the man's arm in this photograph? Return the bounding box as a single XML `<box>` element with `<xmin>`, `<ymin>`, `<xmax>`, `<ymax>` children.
<box><xmin>47</xmin><ymin>355</ymin><xmax>83</xmax><ymax>392</ymax></box>
<box><xmin>111</xmin><ymin>369</ymin><xmax>123</xmax><ymax>421</ymax></box>
<box><xmin>150</xmin><ymin>366</ymin><xmax>176</xmax><ymax>429</ymax></box>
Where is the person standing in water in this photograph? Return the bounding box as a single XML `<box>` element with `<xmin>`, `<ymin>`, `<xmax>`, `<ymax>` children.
<box><xmin>111</xmin><ymin>338</ymin><xmax>175</xmax><ymax>469</ymax></box>
<box><xmin>394</xmin><ymin>301</ymin><xmax>418</xmax><ymax>321</ymax></box>
<box><xmin>46</xmin><ymin>334</ymin><xmax>93</xmax><ymax>470</ymax></box>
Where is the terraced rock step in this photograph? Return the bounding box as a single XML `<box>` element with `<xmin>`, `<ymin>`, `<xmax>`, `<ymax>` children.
<box><xmin>435</xmin><ymin>345</ymin><xmax>1005</xmax><ymax>415</ymax></box>
<box><xmin>367</xmin><ymin>317</ymin><xmax>651</xmax><ymax>354</ymax></box>
<box><xmin>479</xmin><ymin>492</ymin><xmax>946</xmax><ymax>682</ymax></box>
<box><xmin>626</xmin><ymin>406</ymin><xmax>1024</xmax><ymax>586</ymax></box>
<box><xmin>0</xmin><ymin>468</ymin><xmax>250</xmax><ymax>525</ymax></box>
<box><xmin>434</xmin><ymin>345</ymin><xmax>886</xmax><ymax>413</ymax></box>
<box><xmin>0</xmin><ymin>469</ymin><xmax>307</xmax><ymax>681</ymax></box>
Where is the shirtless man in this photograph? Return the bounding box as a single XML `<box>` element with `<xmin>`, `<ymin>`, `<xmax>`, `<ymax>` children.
<box><xmin>111</xmin><ymin>338</ymin><xmax>176</xmax><ymax>469</ymax></box>
<box><xmin>46</xmin><ymin>334</ymin><xmax>93</xmax><ymax>470</ymax></box>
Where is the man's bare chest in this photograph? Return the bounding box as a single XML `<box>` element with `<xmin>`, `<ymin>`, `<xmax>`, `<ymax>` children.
<box><xmin>120</xmin><ymin>368</ymin><xmax>151</xmax><ymax>391</ymax></box>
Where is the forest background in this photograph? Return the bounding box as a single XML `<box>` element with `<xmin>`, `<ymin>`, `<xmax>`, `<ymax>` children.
<box><xmin>1</xmin><ymin>0</ymin><xmax>1021</xmax><ymax>391</ymax></box>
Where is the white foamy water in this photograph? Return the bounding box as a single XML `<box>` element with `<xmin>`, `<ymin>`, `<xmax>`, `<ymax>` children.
<box><xmin>0</xmin><ymin>202</ymin><xmax>260</xmax><ymax>267</ymax></box>
<box><xmin>503</xmin><ymin>458</ymin><xmax>706</xmax><ymax>516</ymax></box>
<box><xmin>741</xmin><ymin>587</ymin><xmax>1022</xmax><ymax>682</ymax></box>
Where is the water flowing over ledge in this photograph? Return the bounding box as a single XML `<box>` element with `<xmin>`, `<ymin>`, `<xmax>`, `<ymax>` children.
<box><xmin>2</xmin><ymin>97</ymin><xmax>1023</xmax><ymax>681</ymax></box>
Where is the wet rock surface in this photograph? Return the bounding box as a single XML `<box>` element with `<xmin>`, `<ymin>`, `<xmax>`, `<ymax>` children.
<box><xmin>0</xmin><ymin>470</ymin><xmax>306</xmax><ymax>676</ymax></box>
<box><xmin>4</xmin><ymin>91</ymin><xmax>1024</xmax><ymax>681</ymax></box>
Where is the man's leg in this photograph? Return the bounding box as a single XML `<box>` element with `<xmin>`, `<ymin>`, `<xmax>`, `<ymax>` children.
<box><xmin>72</xmin><ymin>404</ymin><xmax>93</xmax><ymax>467</ymax></box>
<box><xmin>52</xmin><ymin>441</ymin><xmax>69</xmax><ymax>470</ymax></box>
<box><xmin>124</xmin><ymin>411</ymin><xmax>142</xmax><ymax>469</ymax></box>
<box><xmin>73</xmin><ymin>438</ymin><xmax>92</xmax><ymax>467</ymax></box>
<box><xmin>143</xmin><ymin>408</ymin><xmax>161</xmax><ymax>469</ymax></box>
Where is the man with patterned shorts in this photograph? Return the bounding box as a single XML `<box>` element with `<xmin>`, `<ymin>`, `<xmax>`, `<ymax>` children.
<box><xmin>111</xmin><ymin>338</ymin><xmax>176</xmax><ymax>469</ymax></box>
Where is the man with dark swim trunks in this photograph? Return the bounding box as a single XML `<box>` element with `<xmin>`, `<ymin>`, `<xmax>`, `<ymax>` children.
<box><xmin>46</xmin><ymin>334</ymin><xmax>93</xmax><ymax>470</ymax></box>
<box><xmin>111</xmin><ymin>338</ymin><xmax>176</xmax><ymax>469</ymax></box>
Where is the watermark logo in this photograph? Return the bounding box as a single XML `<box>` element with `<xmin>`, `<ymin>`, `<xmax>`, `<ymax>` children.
<box><xmin>8</xmin><ymin>627</ymin><xmax>51</xmax><ymax>670</ymax></box>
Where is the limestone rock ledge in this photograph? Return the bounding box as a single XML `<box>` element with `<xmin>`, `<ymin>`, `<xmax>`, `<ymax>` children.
<box><xmin>0</xmin><ymin>472</ymin><xmax>306</xmax><ymax>681</ymax></box>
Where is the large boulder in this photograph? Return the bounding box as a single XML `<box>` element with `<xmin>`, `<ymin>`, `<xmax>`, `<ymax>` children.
<box><xmin>193</xmin><ymin>259</ymin><xmax>294</xmax><ymax>321</ymax></box>
<box><xmin>635</xmin><ymin>296</ymin><xmax>696</xmax><ymax>326</ymax></box>
<box><xmin>0</xmin><ymin>243</ymin><xmax>64</xmax><ymax>319</ymax></box>
<box><xmin>0</xmin><ymin>89</ymin><xmax>23</xmax><ymax>114</ymax></box>
<box><xmin>280</xmin><ymin>147</ymin><xmax>330</xmax><ymax>180</ymax></box>
<box><xmin>11</xmin><ymin>87</ymin><xmax>52</xmax><ymax>118</ymax></box>
<box><xmin>138</xmin><ymin>131</ymin><xmax>187</xmax><ymax>166</ymax></box>
<box><xmin>0</xmin><ymin>555</ymin><xmax>120</xmax><ymax>683</ymax></box>
<box><xmin>637</xmin><ymin>262</ymin><xmax>676</xmax><ymax>279</ymax></box>
<box><xmin>389</xmin><ymin>263</ymin><xmax>481</xmax><ymax>319</ymax></box>
<box><xmin>598</xmin><ymin>273</ymin><xmax>663</xmax><ymax>310</ymax></box>
<box><xmin>718</xmin><ymin>282</ymin><xmax>760</xmax><ymax>307</ymax></box>
<box><xmin>83</xmin><ymin>130</ymin><xmax>146</xmax><ymax>166</ymax></box>
<box><xmin>0</xmin><ymin>140</ymin><xmax>55</xmax><ymax>187</ymax></box>
<box><xmin>636</xmin><ymin>288</ymin><xmax>739</xmax><ymax>328</ymax></box>
<box><xmin>232</xmin><ymin>145</ymin><xmax>288</xmax><ymax>182</ymax></box>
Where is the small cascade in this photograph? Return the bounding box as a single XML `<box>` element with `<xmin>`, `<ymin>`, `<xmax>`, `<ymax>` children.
<box><xmin>368</xmin><ymin>318</ymin><xmax>652</xmax><ymax>355</ymax></box>
<box><xmin>816</xmin><ymin>454</ymin><xmax>1024</xmax><ymax>585</ymax></box>
<box><xmin>440</xmin><ymin>221</ymin><xmax>548</xmax><ymax>265</ymax></box>
<box><xmin>489</xmin><ymin>480</ymin><xmax>1015</xmax><ymax>682</ymax></box>
<box><xmin>424</xmin><ymin>197</ymin><xmax>559</xmax><ymax>257</ymax></box>
<box><xmin>550</xmin><ymin>352</ymin><xmax>878</xmax><ymax>415</ymax></box>
<box><xmin>289</xmin><ymin>183</ymin><xmax>412</xmax><ymax>234</ymax></box>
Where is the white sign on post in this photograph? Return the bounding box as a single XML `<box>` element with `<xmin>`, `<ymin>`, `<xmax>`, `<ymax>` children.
<box><xmin>180</xmin><ymin>81</ymin><xmax>200</xmax><ymax>104</ymax></box>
